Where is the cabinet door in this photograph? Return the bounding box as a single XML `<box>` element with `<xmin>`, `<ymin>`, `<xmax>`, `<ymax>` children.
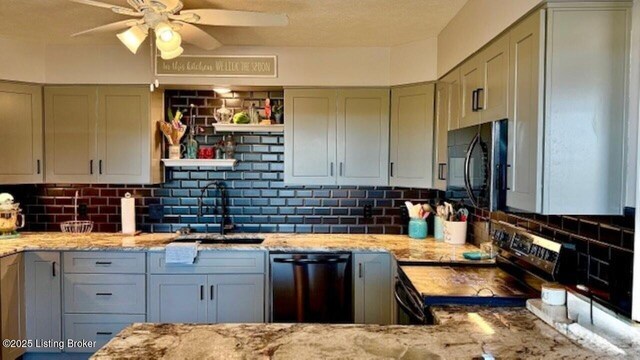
<box><xmin>44</xmin><ymin>86</ymin><xmax>98</xmax><ymax>183</ymax></box>
<box><xmin>433</xmin><ymin>82</ymin><xmax>449</xmax><ymax>190</ymax></box>
<box><xmin>1</xmin><ymin>253</ymin><xmax>25</xmax><ymax>360</ymax></box>
<box><xmin>337</xmin><ymin>89</ymin><xmax>390</xmax><ymax>186</ymax></box>
<box><xmin>207</xmin><ymin>274</ymin><xmax>264</xmax><ymax>323</ymax></box>
<box><xmin>97</xmin><ymin>86</ymin><xmax>151</xmax><ymax>184</ymax></box>
<box><xmin>284</xmin><ymin>89</ymin><xmax>337</xmax><ymax>185</ymax></box>
<box><xmin>479</xmin><ymin>34</ymin><xmax>510</xmax><ymax>123</ymax></box>
<box><xmin>148</xmin><ymin>275</ymin><xmax>207</xmax><ymax>323</ymax></box>
<box><xmin>459</xmin><ymin>56</ymin><xmax>482</xmax><ymax>128</ymax></box>
<box><xmin>442</xmin><ymin>68</ymin><xmax>461</xmax><ymax>131</ymax></box>
<box><xmin>0</xmin><ymin>82</ymin><xmax>43</xmax><ymax>184</ymax></box>
<box><xmin>353</xmin><ymin>253</ymin><xmax>392</xmax><ymax>325</ymax></box>
<box><xmin>506</xmin><ymin>10</ymin><xmax>545</xmax><ymax>212</ymax></box>
<box><xmin>25</xmin><ymin>252</ymin><xmax>61</xmax><ymax>353</ymax></box>
<box><xmin>390</xmin><ymin>85</ymin><xmax>434</xmax><ymax>188</ymax></box>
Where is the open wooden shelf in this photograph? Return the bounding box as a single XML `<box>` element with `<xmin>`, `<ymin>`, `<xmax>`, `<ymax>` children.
<box><xmin>161</xmin><ymin>159</ymin><xmax>237</xmax><ymax>168</ymax></box>
<box><xmin>212</xmin><ymin>124</ymin><xmax>284</xmax><ymax>133</ymax></box>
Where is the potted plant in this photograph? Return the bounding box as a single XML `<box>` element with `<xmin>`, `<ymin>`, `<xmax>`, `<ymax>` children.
<box><xmin>272</xmin><ymin>103</ymin><xmax>284</xmax><ymax>124</ymax></box>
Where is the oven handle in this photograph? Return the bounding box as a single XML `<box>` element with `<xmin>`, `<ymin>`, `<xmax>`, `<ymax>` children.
<box><xmin>464</xmin><ymin>132</ymin><xmax>480</xmax><ymax>207</ymax></box>
<box><xmin>394</xmin><ymin>280</ymin><xmax>426</xmax><ymax>324</ymax></box>
<box><xmin>272</xmin><ymin>257</ymin><xmax>348</xmax><ymax>265</ymax></box>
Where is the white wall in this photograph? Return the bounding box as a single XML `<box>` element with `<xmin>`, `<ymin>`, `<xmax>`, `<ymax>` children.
<box><xmin>44</xmin><ymin>43</ymin><xmax>392</xmax><ymax>87</ymax></box>
<box><xmin>0</xmin><ymin>36</ymin><xmax>46</xmax><ymax>83</ymax></box>
<box><xmin>437</xmin><ymin>0</ymin><xmax>541</xmax><ymax>77</ymax></box>
<box><xmin>627</xmin><ymin>0</ymin><xmax>640</xmax><ymax>208</ymax></box>
<box><xmin>390</xmin><ymin>37</ymin><xmax>438</xmax><ymax>85</ymax></box>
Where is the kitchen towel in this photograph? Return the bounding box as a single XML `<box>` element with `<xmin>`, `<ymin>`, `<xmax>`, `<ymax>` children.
<box><xmin>165</xmin><ymin>242</ymin><xmax>199</xmax><ymax>264</ymax></box>
<box><xmin>121</xmin><ymin>193</ymin><xmax>136</xmax><ymax>235</ymax></box>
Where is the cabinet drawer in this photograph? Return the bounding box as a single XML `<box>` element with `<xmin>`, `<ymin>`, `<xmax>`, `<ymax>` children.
<box><xmin>148</xmin><ymin>251</ymin><xmax>266</xmax><ymax>274</ymax></box>
<box><xmin>64</xmin><ymin>314</ymin><xmax>145</xmax><ymax>353</ymax></box>
<box><xmin>64</xmin><ymin>274</ymin><xmax>145</xmax><ymax>314</ymax></box>
<box><xmin>63</xmin><ymin>252</ymin><xmax>145</xmax><ymax>274</ymax></box>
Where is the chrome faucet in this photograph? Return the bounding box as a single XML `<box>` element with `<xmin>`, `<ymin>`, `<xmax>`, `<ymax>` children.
<box><xmin>197</xmin><ymin>181</ymin><xmax>231</xmax><ymax>235</ymax></box>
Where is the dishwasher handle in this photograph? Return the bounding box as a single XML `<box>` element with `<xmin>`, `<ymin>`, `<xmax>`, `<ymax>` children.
<box><xmin>272</xmin><ymin>257</ymin><xmax>349</xmax><ymax>265</ymax></box>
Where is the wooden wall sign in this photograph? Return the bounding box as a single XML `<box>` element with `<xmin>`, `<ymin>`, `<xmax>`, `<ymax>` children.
<box><xmin>156</xmin><ymin>55</ymin><xmax>277</xmax><ymax>78</ymax></box>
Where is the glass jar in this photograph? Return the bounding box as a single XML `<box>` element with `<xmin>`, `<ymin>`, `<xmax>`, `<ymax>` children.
<box><xmin>408</xmin><ymin>218</ymin><xmax>427</xmax><ymax>239</ymax></box>
<box><xmin>223</xmin><ymin>135</ymin><xmax>236</xmax><ymax>159</ymax></box>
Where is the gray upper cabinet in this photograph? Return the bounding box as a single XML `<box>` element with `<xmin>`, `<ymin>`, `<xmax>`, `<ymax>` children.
<box><xmin>45</xmin><ymin>85</ymin><xmax>163</xmax><ymax>184</ymax></box>
<box><xmin>284</xmin><ymin>88</ymin><xmax>390</xmax><ymax>186</ymax></box>
<box><xmin>479</xmin><ymin>33</ymin><xmax>510</xmax><ymax>123</ymax></box>
<box><xmin>0</xmin><ymin>82</ymin><xmax>43</xmax><ymax>184</ymax></box>
<box><xmin>459</xmin><ymin>56</ymin><xmax>482</xmax><ymax>128</ymax></box>
<box><xmin>1</xmin><ymin>253</ymin><xmax>26</xmax><ymax>360</ymax></box>
<box><xmin>507</xmin><ymin>4</ymin><xmax>630</xmax><ymax>215</ymax></box>
<box><xmin>284</xmin><ymin>89</ymin><xmax>337</xmax><ymax>185</ymax></box>
<box><xmin>45</xmin><ymin>86</ymin><xmax>98</xmax><ymax>183</ymax></box>
<box><xmin>433</xmin><ymin>82</ymin><xmax>448</xmax><ymax>191</ymax></box>
<box><xmin>353</xmin><ymin>252</ymin><xmax>392</xmax><ymax>325</ymax></box>
<box><xmin>390</xmin><ymin>84</ymin><xmax>434</xmax><ymax>188</ymax></box>
<box><xmin>506</xmin><ymin>11</ymin><xmax>544</xmax><ymax>213</ymax></box>
<box><xmin>444</xmin><ymin>69</ymin><xmax>461</xmax><ymax>131</ymax></box>
<box><xmin>337</xmin><ymin>89</ymin><xmax>390</xmax><ymax>186</ymax></box>
<box><xmin>25</xmin><ymin>252</ymin><xmax>61</xmax><ymax>353</ymax></box>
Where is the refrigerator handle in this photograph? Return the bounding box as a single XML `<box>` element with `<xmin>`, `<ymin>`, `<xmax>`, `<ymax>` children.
<box><xmin>464</xmin><ymin>132</ymin><xmax>480</xmax><ymax>208</ymax></box>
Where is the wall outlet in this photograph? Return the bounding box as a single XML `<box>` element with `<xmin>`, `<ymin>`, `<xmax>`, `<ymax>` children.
<box><xmin>363</xmin><ymin>204</ymin><xmax>373</xmax><ymax>219</ymax></box>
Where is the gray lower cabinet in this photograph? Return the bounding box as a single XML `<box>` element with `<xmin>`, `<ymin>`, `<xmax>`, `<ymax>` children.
<box><xmin>64</xmin><ymin>314</ymin><xmax>146</xmax><ymax>353</ymax></box>
<box><xmin>25</xmin><ymin>252</ymin><xmax>61</xmax><ymax>353</ymax></box>
<box><xmin>1</xmin><ymin>253</ymin><xmax>26</xmax><ymax>360</ymax></box>
<box><xmin>353</xmin><ymin>252</ymin><xmax>392</xmax><ymax>325</ymax></box>
<box><xmin>148</xmin><ymin>274</ymin><xmax>265</xmax><ymax>324</ymax></box>
<box><xmin>389</xmin><ymin>84</ymin><xmax>434</xmax><ymax>188</ymax></box>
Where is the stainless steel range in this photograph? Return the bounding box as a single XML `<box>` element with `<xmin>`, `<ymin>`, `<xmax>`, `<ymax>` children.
<box><xmin>396</xmin><ymin>221</ymin><xmax>562</xmax><ymax>324</ymax></box>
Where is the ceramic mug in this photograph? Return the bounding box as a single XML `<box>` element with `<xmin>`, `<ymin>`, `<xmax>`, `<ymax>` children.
<box><xmin>443</xmin><ymin>220</ymin><xmax>467</xmax><ymax>245</ymax></box>
<box><xmin>541</xmin><ymin>283</ymin><xmax>566</xmax><ymax>306</ymax></box>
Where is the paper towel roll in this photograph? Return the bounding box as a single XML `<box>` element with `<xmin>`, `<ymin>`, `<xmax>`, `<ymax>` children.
<box><xmin>121</xmin><ymin>193</ymin><xmax>136</xmax><ymax>235</ymax></box>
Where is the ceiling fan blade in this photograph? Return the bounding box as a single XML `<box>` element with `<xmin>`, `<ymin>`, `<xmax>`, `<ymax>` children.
<box><xmin>175</xmin><ymin>22</ymin><xmax>222</xmax><ymax>51</ymax></box>
<box><xmin>71</xmin><ymin>19</ymin><xmax>141</xmax><ymax>37</ymax></box>
<box><xmin>179</xmin><ymin>9</ymin><xmax>289</xmax><ymax>27</ymax></box>
<box><xmin>69</xmin><ymin>0</ymin><xmax>142</xmax><ymax>16</ymax></box>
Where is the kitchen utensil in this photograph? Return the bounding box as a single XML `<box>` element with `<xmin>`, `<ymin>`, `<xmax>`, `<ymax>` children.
<box><xmin>61</xmin><ymin>191</ymin><xmax>93</xmax><ymax>234</ymax></box>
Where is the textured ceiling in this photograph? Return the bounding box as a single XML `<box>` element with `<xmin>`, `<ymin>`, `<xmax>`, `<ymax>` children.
<box><xmin>0</xmin><ymin>0</ymin><xmax>466</xmax><ymax>47</ymax></box>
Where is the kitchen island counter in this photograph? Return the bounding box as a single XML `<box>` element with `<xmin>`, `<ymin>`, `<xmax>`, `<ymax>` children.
<box><xmin>0</xmin><ymin>232</ymin><xmax>490</xmax><ymax>263</ymax></box>
<box><xmin>91</xmin><ymin>306</ymin><xmax>612</xmax><ymax>359</ymax></box>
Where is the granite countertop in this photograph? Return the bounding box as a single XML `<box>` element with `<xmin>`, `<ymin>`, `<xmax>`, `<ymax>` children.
<box><xmin>401</xmin><ymin>265</ymin><xmax>536</xmax><ymax>298</ymax></box>
<box><xmin>91</xmin><ymin>306</ymin><xmax>613</xmax><ymax>360</ymax></box>
<box><xmin>0</xmin><ymin>232</ymin><xmax>491</xmax><ymax>263</ymax></box>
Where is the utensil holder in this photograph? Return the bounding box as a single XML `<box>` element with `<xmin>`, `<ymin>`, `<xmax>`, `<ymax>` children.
<box><xmin>408</xmin><ymin>218</ymin><xmax>427</xmax><ymax>239</ymax></box>
<box><xmin>168</xmin><ymin>145</ymin><xmax>182</xmax><ymax>160</ymax></box>
<box><xmin>443</xmin><ymin>220</ymin><xmax>467</xmax><ymax>245</ymax></box>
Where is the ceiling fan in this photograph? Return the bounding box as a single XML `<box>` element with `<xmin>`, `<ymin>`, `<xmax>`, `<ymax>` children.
<box><xmin>70</xmin><ymin>0</ymin><xmax>289</xmax><ymax>59</ymax></box>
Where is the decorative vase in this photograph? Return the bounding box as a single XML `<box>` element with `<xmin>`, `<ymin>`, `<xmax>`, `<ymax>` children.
<box><xmin>168</xmin><ymin>145</ymin><xmax>182</xmax><ymax>160</ymax></box>
<box><xmin>186</xmin><ymin>137</ymin><xmax>199</xmax><ymax>159</ymax></box>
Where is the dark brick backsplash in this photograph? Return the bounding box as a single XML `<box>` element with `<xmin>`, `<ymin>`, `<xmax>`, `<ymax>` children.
<box><xmin>467</xmin><ymin>205</ymin><xmax>634</xmax><ymax>317</ymax></box>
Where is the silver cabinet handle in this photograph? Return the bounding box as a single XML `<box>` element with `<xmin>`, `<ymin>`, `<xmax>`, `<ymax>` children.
<box><xmin>339</xmin><ymin>162</ymin><xmax>343</xmax><ymax>176</ymax></box>
<box><xmin>330</xmin><ymin>162</ymin><xmax>334</xmax><ymax>176</ymax></box>
<box><xmin>358</xmin><ymin>263</ymin><xmax>363</xmax><ymax>278</ymax></box>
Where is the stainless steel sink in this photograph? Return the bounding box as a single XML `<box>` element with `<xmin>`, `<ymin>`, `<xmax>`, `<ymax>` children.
<box><xmin>172</xmin><ymin>235</ymin><xmax>265</xmax><ymax>245</ymax></box>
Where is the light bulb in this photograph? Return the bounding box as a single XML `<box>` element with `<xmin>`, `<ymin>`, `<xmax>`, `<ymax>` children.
<box><xmin>213</xmin><ymin>87</ymin><xmax>232</xmax><ymax>94</ymax></box>
<box><xmin>155</xmin><ymin>22</ymin><xmax>174</xmax><ymax>42</ymax></box>
<box><xmin>156</xmin><ymin>30</ymin><xmax>182</xmax><ymax>52</ymax></box>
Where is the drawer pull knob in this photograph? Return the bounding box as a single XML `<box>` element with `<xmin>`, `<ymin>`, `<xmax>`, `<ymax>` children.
<box><xmin>96</xmin><ymin>292</ymin><xmax>113</xmax><ymax>296</ymax></box>
<box><xmin>96</xmin><ymin>332</ymin><xmax>113</xmax><ymax>335</ymax></box>
<box><xmin>95</xmin><ymin>261</ymin><xmax>112</xmax><ymax>265</ymax></box>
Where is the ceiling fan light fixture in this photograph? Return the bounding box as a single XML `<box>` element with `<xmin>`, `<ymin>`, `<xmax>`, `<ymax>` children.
<box><xmin>116</xmin><ymin>25</ymin><xmax>148</xmax><ymax>54</ymax></box>
<box><xmin>155</xmin><ymin>22</ymin><xmax>175</xmax><ymax>42</ymax></box>
<box><xmin>156</xmin><ymin>29</ymin><xmax>182</xmax><ymax>52</ymax></box>
<box><xmin>160</xmin><ymin>46</ymin><xmax>184</xmax><ymax>60</ymax></box>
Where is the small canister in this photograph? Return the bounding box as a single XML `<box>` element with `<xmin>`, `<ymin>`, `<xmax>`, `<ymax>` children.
<box><xmin>408</xmin><ymin>218</ymin><xmax>428</xmax><ymax>239</ymax></box>
<box><xmin>434</xmin><ymin>216</ymin><xmax>444</xmax><ymax>241</ymax></box>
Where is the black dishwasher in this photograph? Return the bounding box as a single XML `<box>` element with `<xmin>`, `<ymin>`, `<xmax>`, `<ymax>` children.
<box><xmin>270</xmin><ymin>252</ymin><xmax>353</xmax><ymax>323</ymax></box>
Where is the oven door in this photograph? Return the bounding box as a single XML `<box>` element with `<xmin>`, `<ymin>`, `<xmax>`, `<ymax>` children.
<box><xmin>395</xmin><ymin>272</ymin><xmax>426</xmax><ymax>325</ymax></box>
